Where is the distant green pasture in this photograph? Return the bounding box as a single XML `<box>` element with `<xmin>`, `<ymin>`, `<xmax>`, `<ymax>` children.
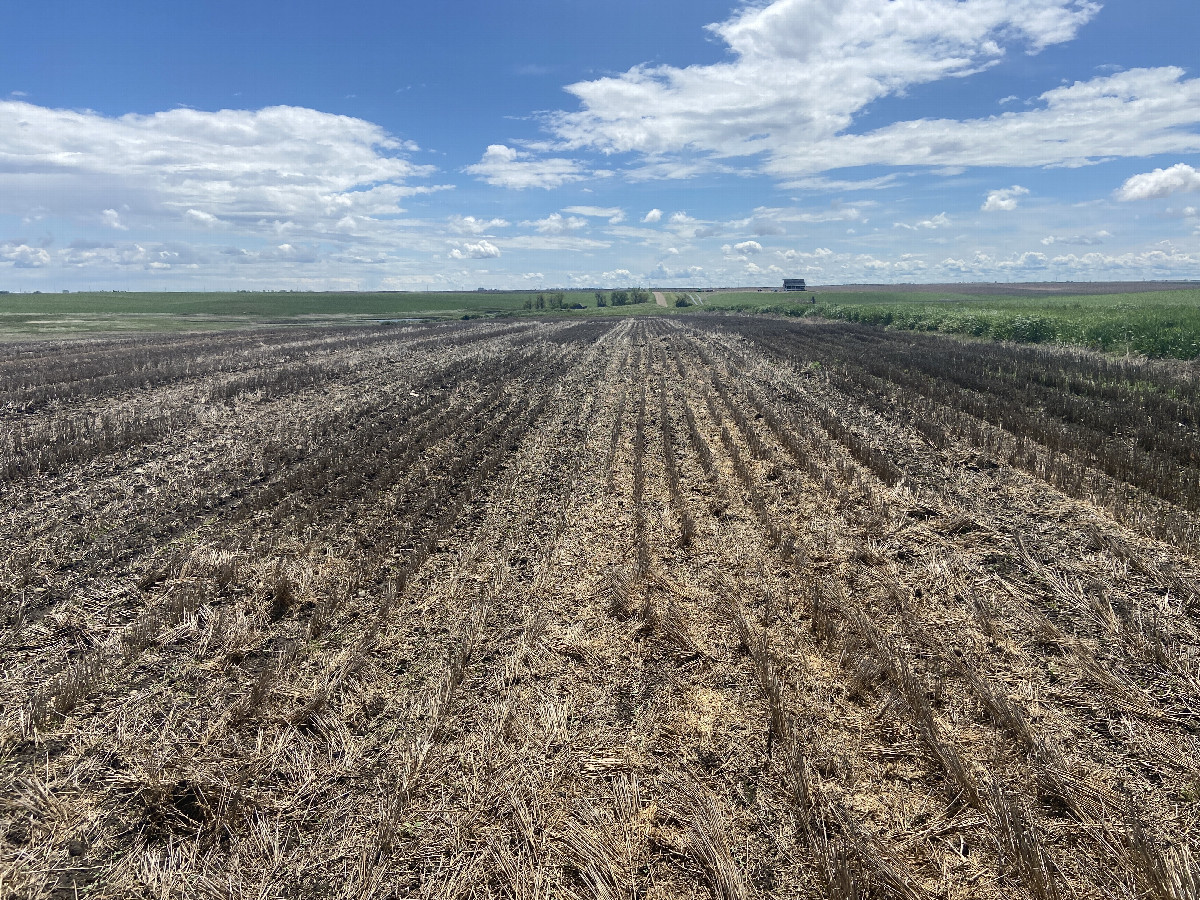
<box><xmin>703</xmin><ymin>289</ymin><xmax>1200</xmax><ymax>360</ymax></box>
<box><xmin>0</xmin><ymin>290</ymin><xmax>597</xmax><ymax>336</ymax></box>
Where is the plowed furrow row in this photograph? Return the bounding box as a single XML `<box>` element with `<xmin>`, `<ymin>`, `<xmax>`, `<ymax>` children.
<box><xmin>1</xmin><ymin>318</ymin><xmax>1196</xmax><ymax>900</ymax></box>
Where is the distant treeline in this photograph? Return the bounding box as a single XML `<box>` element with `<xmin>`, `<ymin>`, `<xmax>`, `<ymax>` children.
<box><xmin>523</xmin><ymin>289</ymin><xmax>651</xmax><ymax>310</ymax></box>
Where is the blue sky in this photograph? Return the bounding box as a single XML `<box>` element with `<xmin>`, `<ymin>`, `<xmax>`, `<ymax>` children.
<box><xmin>3</xmin><ymin>0</ymin><xmax>1200</xmax><ymax>290</ymax></box>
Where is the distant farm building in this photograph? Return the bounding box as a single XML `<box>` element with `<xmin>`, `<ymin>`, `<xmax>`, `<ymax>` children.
<box><xmin>783</xmin><ymin>278</ymin><xmax>806</xmax><ymax>291</ymax></box>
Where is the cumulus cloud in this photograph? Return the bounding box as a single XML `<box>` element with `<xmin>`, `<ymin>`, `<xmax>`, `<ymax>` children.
<box><xmin>448</xmin><ymin>240</ymin><xmax>501</xmax><ymax>260</ymax></box>
<box><xmin>550</xmin><ymin>0</ymin><xmax>1102</xmax><ymax>177</ymax></box>
<box><xmin>787</xmin><ymin>67</ymin><xmax>1200</xmax><ymax>177</ymax></box>
<box><xmin>895</xmin><ymin>212</ymin><xmax>950</xmax><ymax>230</ymax></box>
<box><xmin>723</xmin><ymin>240</ymin><xmax>764</xmax><ymax>259</ymax></box>
<box><xmin>982</xmin><ymin>186</ymin><xmax>1030</xmax><ymax>211</ymax></box>
<box><xmin>0</xmin><ymin>101</ymin><xmax>435</xmax><ymax>236</ymax></box>
<box><xmin>464</xmin><ymin>144</ymin><xmax>589</xmax><ymax>189</ymax></box>
<box><xmin>448</xmin><ymin>215</ymin><xmax>510</xmax><ymax>234</ymax></box>
<box><xmin>1116</xmin><ymin>163</ymin><xmax>1200</xmax><ymax>201</ymax></box>
<box><xmin>642</xmin><ymin>208</ymin><xmax>663</xmax><ymax>223</ymax></box>
<box><xmin>101</xmin><ymin>208</ymin><xmax>128</xmax><ymax>230</ymax></box>
<box><xmin>524</xmin><ymin>212</ymin><xmax>588</xmax><ymax>234</ymax></box>
<box><xmin>767</xmin><ymin>68</ymin><xmax>1200</xmax><ymax>176</ymax></box>
<box><xmin>0</xmin><ymin>242</ymin><xmax>51</xmax><ymax>268</ymax></box>
<box><xmin>779</xmin><ymin>247</ymin><xmax>834</xmax><ymax>262</ymax></box>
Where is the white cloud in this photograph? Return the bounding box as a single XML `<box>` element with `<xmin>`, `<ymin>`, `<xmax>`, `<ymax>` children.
<box><xmin>1116</xmin><ymin>163</ymin><xmax>1200</xmax><ymax>201</ymax></box>
<box><xmin>768</xmin><ymin>68</ymin><xmax>1200</xmax><ymax>177</ymax></box>
<box><xmin>982</xmin><ymin>186</ymin><xmax>1029</xmax><ymax>211</ymax></box>
<box><xmin>448</xmin><ymin>240</ymin><xmax>501</xmax><ymax>260</ymax></box>
<box><xmin>464</xmin><ymin>144</ymin><xmax>589</xmax><ymax>190</ymax></box>
<box><xmin>524</xmin><ymin>212</ymin><xmax>588</xmax><ymax>234</ymax></box>
<box><xmin>564</xmin><ymin>205</ymin><xmax>626</xmax><ymax>224</ymax></box>
<box><xmin>924</xmin><ymin>244</ymin><xmax>1200</xmax><ymax>279</ymax></box>
<box><xmin>650</xmin><ymin>262</ymin><xmax>707</xmax><ymax>281</ymax></box>
<box><xmin>448</xmin><ymin>215</ymin><xmax>510</xmax><ymax>234</ymax></box>
<box><xmin>1040</xmin><ymin>231</ymin><xmax>1108</xmax><ymax>245</ymax></box>
<box><xmin>603</xmin><ymin>268</ymin><xmax>633</xmax><ymax>282</ymax></box>
<box><xmin>184</xmin><ymin>208</ymin><xmax>222</xmax><ymax>228</ymax></box>
<box><xmin>0</xmin><ymin>101</ymin><xmax>435</xmax><ymax>235</ymax></box>
<box><xmin>0</xmin><ymin>242</ymin><xmax>51</xmax><ymax>268</ymax></box>
<box><xmin>551</xmin><ymin>0</ymin><xmax>1101</xmax><ymax>177</ymax></box>
<box><xmin>779</xmin><ymin>247</ymin><xmax>835</xmax><ymax>262</ymax></box>
<box><xmin>101</xmin><ymin>208</ymin><xmax>128</xmax><ymax>230</ymax></box>
<box><xmin>642</xmin><ymin>208</ymin><xmax>663</xmax><ymax>223</ymax></box>
<box><xmin>662</xmin><ymin>211</ymin><xmax>716</xmax><ymax>241</ymax></box>
<box><xmin>895</xmin><ymin>212</ymin><xmax>950</xmax><ymax>230</ymax></box>
<box><xmin>736</xmin><ymin>205</ymin><xmax>868</xmax><ymax>234</ymax></box>
<box><xmin>723</xmin><ymin>240</ymin><xmax>764</xmax><ymax>259</ymax></box>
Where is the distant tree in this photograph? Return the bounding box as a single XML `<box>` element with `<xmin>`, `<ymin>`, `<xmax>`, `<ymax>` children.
<box><xmin>631</xmin><ymin>288</ymin><xmax>651</xmax><ymax>304</ymax></box>
<box><xmin>675</xmin><ymin>295</ymin><xmax>689</xmax><ymax>307</ymax></box>
<box><xmin>523</xmin><ymin>298</ymin><xmax>533</xmax><ymax>310</ymax></box>
<box><xmin>554</xmin><ymin>291</ymin><xmax>564</xmax><ymax>307</ymax></box>
<box><xmin>611</xmin><ymin>290</ymin><xmax>628</xmax><ymax>306</ymax></box>
<box><xmin>535</xmin><ymin>293</ymin><xmax>545</xmax><ymax>310</ymax></box>
<box><xmin>595</xmin><ymin>291</ymin><xmax>607</xmax><ymax>307</ymax></box>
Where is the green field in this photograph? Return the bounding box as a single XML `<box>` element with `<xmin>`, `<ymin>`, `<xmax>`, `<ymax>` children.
<box><xmin>4</xmin><ymin>287</ymin><xmax>1200</xmax><ymax>359</ymax></box>
<box><xmin>0</xmin><ymin>290</ymin><xmax>590</xmax><ymax>335</ymax></box>
<box><xmin>702</xmin><ymin>288</ymin><xmax>1200</xmax><ymax>359</ymax></box>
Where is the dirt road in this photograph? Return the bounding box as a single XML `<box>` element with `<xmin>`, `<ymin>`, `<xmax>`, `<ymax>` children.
<box><xmin>653</xmin><ymin>290</ymin><xmax>668</xmax><ymax>307</ymax></box>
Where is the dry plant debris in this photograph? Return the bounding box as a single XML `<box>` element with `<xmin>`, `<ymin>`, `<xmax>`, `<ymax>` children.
<box><xmin>1</xmin><ymin>316</ymin><xmax>1198</xmax><ymax>899</ymax></box>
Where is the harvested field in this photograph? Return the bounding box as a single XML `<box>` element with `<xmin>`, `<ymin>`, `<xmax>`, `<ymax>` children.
<box><xmin>1</xmin><ymin>316</ymin><xmax>1199</xmax><ymax>899</ymax></box>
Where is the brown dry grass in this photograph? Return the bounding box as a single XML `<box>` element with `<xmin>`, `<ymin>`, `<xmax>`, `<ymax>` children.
<box><xmin>1</xmin><ymin>317</ymin><xmax>1197</xmax><ymax>898</ymax></box>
